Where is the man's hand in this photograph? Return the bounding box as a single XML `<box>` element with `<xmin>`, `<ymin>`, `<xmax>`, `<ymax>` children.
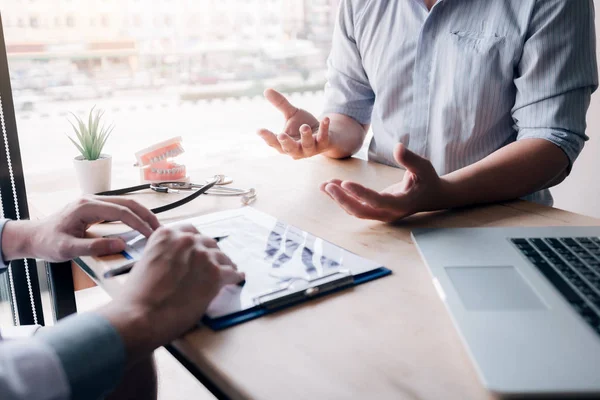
<box><xmin>99</xmin><ymin>224</ymin><xmax>244</xmax><ymax>363</ymax></box>
<box><xmin>2</xmin><ymin>196</ymin><xmax>161</xmax><ymax>262</ymax></box>
<box><xmin>321</xmin><ymin>143</ymin><xmax>446</xmax><ymax>222</ymax></box>
<box><xmin>258</xmin><ymin>88</ymin><xmax>332</xmax><ymax>159</ymax></box>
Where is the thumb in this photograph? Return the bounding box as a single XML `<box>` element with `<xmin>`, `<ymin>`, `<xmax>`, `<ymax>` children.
<box><xmin>219</xmin><ymin>266</ymin><xmax>245</xmax><ymax>287</ymax></box>
<box><xmin>69</xmin><ymin>237</ymin><xmax>126</xmax><ymax>258</ymax></box>
<box><xmin>393</xmin><ymin>143</ymin><xmax>435</xmax><ymax>176</ymax></box>
<box><xmin>264</xmin><ymin>88</ymin><xmax>297</xmax><ymax>119</ymax></box>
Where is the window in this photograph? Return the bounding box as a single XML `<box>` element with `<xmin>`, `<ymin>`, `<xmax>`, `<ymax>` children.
<box><xmin>133</xmin><ymin>15</ymin><xmax>142</xmax><ymax>27</ymax></box>
<box><xmin>1</xmin><ymin>0</ymin><xmax>339</xmax><ymax>193</ymax></box>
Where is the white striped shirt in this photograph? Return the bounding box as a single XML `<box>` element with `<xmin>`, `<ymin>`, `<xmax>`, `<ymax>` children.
<box><xmin>324</xmin><ymin>0</ymin><xmax>598</xmax><ymax>205</ymax></box>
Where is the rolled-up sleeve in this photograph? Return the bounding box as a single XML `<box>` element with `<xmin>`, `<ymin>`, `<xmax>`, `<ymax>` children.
<box><xmin>512</xmin><ymin>0</ymin><xmax>598</xmax><ymax>171</ymax></box>
<box><xmin>322</xmin><ymin>0</ymin><xmax>375</xmax><ymax>124</ymax></box>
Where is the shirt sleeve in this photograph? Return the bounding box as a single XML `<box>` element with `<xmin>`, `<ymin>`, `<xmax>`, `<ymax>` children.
<box><xmin>322</xmin><ymin>0</ymin><xmax>375</xmax><ymax>124</ymax></box>
<box><xmin>0</xmin><ymin>336</ymin><xmax>70</xmax><ymax>400</ymax></box>
<box><xmin>0</xmin><ymin>220</ymin><xmax>44</xmax><ymax>342</ymax></box>
<box><xmin>35</xmin><ymin>313</ymin><xmax>126</xmax><ymax>400</ymax></box>
<box><xmin>0</xmin><ymin>218</ymin><xmax>11</xmax><ymax>269</ymax></box>
<box><xmin>512</xmin><ymin>0</ymin><xmax>598</xmax><ymax>172</ymax></box>
<box><xmin>0</xmin><ymin>325</ymin><xmax>42</xmax><ymax>339</ymax></box>
<box><xmin>0</xmin><ymin>313</ymin><xmax>125</xmax><ymax>400</ymax></box>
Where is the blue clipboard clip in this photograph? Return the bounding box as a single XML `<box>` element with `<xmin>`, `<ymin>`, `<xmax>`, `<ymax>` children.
<box><xmin>254</xmin><ymin>270</ymin><xmax>355</xmax><ymax>310</ymax></box>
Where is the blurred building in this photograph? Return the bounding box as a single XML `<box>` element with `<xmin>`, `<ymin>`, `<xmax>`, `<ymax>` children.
<box><xmin>0</xmin><ymin>0</ymin><xmax>340</xmax><ymax>92</ymax></box>
<box><xmin>302</xmin><ymin>0</ymin><xmax>340</xmax><ymax>48</ymax></box>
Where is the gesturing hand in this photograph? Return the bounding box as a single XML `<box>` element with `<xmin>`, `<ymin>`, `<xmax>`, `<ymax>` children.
<box><xmin>321</xmin><ymin>143</ymin><xmax>446</xmax><ymax>222</ymax></box>
<box><xmin>258</xmin><ymin>88</ymin><xmax>332</xmax><ymax>159</ymax></box>
<box><xmin>20</xmin><ymin>196</ymin><xmax>161</xmax><ymax>262</ymax></box>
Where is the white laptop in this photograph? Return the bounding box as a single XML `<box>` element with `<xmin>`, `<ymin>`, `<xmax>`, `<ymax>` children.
<box><xmin>412</xmin><ymin>226</ymin><xmax>600</xmax><ymax>396</ymax></box>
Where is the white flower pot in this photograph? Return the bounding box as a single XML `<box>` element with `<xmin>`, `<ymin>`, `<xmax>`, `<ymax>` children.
<box><xmin>73</xmin><ymin>154</ymin><xmax>112</xmax><ymax>194</ymax></box>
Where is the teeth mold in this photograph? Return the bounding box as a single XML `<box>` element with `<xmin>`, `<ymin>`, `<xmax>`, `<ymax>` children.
<box><xmin>134</xmin><ymin>136</ymin><xmax>185</xmax><ymax>167</ymax></box>
<box><xmin>135</xmin><ymin>137</ymin><xmax>189</xmax><ymax>183</ymax></box>
<box><xmin>140</xmin><ymin>161</ymin><xmax>188</xmax><ymax>183</ymax></box>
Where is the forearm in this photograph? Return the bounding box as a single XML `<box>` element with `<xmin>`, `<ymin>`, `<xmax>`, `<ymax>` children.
<box><xmin>439</xmin><ymin>138</ymin><xmax>569</xmax><ymax>209</ymax></box>
<box><xmin>321</xmin><ymin>113</ymin><xmax>368</xmax><ymax>159</ymax></box>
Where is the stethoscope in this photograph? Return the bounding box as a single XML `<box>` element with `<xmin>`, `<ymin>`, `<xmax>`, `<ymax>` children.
<box><xmin>96</xmin><ymin>175</ymin><xmax>257</xmax><ymax>214</ymax></box>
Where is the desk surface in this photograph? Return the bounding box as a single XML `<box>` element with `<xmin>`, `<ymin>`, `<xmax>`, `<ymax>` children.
<box><xmin>28</xmin><ymin>155</ymin><xmax>600</xmax><ymax>400</ymax></box>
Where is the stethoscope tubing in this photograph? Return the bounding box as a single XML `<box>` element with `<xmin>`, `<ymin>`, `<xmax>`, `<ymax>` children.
<box><xmin>96</xmin><ymin>177</ymin><xmax>220</xmax><ymax>214</ymax></box>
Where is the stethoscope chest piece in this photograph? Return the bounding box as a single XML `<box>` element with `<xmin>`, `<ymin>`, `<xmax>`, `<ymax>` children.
<box><xmin>208</xmin><ymin>175</ymin><xmax>234</xmax><ymax>186</ymax></box>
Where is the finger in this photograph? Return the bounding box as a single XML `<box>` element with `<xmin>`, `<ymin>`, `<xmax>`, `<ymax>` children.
<box><xmin>209</xmin><ymin>249</ymin><xmax>237</xmax><ymax>269</ymax></box>
<box><xmin>340</xmin><ymin>181</ymin><xmax>395</xmax><ymax>209</ymax></box>
<box><xmin>176</xmin><ymin>224</ymin><xmax>200</xmax><ymax>235</ymax></box>
<box><xmin>80</xmin><ymin>201</ymin><xmax>154</xmax><ymax>237</ymax></box>
<box><xmin>93</xmin><ymin>196</ymin><xmax>161</xmax><ymax>230</ymax></box>
<box><xmin>320</xmin><ymin>178</ymin><xmax>343</xmax><ymax>191</ymax></box>
<box><xmin>300</xmin><ymin>124</ymin><xmax>316</xmax><ymax>151</ymax></box>
<box><xmin>219</xmin><ymin>266</ymin><xmax>245</xmax><ymax>286</ymax></box>
<box><xmin>198</xmin><ymin>236</ymin><xmax>219</xmax><ymax>249</ymax></box>
<box><xmin>316</xmin><ymin>117</ymin><xmax>330</xmax><ymax>149</ymax></box>
<box><xmin>67</xmin><ymin>237</ymin><xmax>126</xmax><ymax>259</ymax></box>
<box><xmin>257</xmin><ymin>129</ymin><xmax>284</xmax><ymax>154</ymax></box>
<box><xmin>176</xmin><ymin>226</ymin><xmax>221</xmax><ymax>250</ymax></box>
<box><xmin>278</xmin><ymin>133</ymin><xmax>303</xmax><ymax>157</ymax></box>
<box><xmin>320</xmin><ymin>179</ymin><xmax>344</xmax><ymax>199</ymax></box>
<box><xmin>264</xmin><ymin>88</ymin><xmax>298</xmax><ymax>119</ymax></box>
<box><xmin>324</xmin><ymin>183</ymin><xmax>394</xmax><ymax>221</ymax></box>
<box><xmin>393</xmin><ymin>143</ymin><xmax>436</xmax><ymax>176</ymax></box>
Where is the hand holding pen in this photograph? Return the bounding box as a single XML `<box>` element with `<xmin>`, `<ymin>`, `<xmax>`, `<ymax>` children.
<box><xmin>104</xmin><ymin>235</ymin><xmax>230</xmax><ymax>278</ymax></box>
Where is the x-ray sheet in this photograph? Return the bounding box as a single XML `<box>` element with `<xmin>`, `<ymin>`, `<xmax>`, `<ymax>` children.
<box><xmin>105</xmin><ymin>208</ymin><xmax>383</xmax><ymax>319</ymax></box>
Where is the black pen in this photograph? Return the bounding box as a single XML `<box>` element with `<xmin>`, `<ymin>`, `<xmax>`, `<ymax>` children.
<box><xmin>104</xmin><ymin>235</ymin><xmax>229</xmax><ymax>279</ymax></box>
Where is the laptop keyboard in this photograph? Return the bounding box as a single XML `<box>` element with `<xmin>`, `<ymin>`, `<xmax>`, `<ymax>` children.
<box><xmin>511</xmin><ymin>237</ymin><xmax>600</xmax><ymax>337</ymax></box>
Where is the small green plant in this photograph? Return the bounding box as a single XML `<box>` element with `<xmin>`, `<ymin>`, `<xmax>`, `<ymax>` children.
<box><xmin>67</xmin><ymin>106</ymin><xmax>114</xmax><ymax>161</ymax></box>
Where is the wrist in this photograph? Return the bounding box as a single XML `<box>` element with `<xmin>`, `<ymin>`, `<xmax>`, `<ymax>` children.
<box><xmin>2</xmin><ymin>220</ymin><xmax>36</xmax><ymax>261</ymax></box>
<box><xmin>440</xmin><ymin>173</ymin><xmax>474</xmax><ymax>209</ymax></box>
<box><xmin>437</xmin><ymin>175</ymin><xmax>466</xmax><ymax>210</ymax></box>
<box><xmin>97</xmin><ymin>301</ymin><xmax>159</xmax><ymax>365</ymax></box>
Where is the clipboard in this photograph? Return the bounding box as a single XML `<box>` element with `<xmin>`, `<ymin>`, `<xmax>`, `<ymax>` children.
<box><xmin>101</xmin><ymin>207</ymin><xmax>392</xmax><ymax>330</ymax></box>
<box><xmin>204</xmin><ymin>266</ymin><xmax>391</xmax><ymax>330</ymax></box>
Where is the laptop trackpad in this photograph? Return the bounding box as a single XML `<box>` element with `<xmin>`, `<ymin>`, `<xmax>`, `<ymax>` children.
<box><xmin>445</xmin><ymin>266</ymin><xmax>546</xmax><ymax>311</ymax></box>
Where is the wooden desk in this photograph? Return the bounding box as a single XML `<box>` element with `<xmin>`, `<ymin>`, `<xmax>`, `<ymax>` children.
<box><xmin>27</xmin><ymin>155</ymin><xmax>600</xmax><ymax>400</ymax></box>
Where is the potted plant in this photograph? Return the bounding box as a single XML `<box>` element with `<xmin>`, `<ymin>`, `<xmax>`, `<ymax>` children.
<box><xmin>67</xmin><ymin>107</ymin><xmax>114</xmax><ymax>194</ymax></box>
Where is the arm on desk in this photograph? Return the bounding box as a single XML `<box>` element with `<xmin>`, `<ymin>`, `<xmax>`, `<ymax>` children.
<box><xmin>0</xmin><ymin>198</ymin><xmax>243</xmax><ymax>399</ymax></box>
<box><xmin>1</xmin><ymin>224</ymin><xmax>243</xmax><ymax>400</ymax></box>
<box><xmin>321</xmin><ymin>139</ymin><xmax>571</xmax><ymax>222</ymax></box>
<box><xmin>1</xmin><ymin>196</ymin><xmax>160</xmax><ymax>263</ymax></box>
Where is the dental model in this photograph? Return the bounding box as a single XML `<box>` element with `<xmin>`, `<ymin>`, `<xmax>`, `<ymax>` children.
<box><xmin>140</xmin><ymin>160</ymin><xmax>187</xmax><ymax>183</ymax></box>
<box><xmin>135</xmin><ymin>136</ymin><xmax>189</xmax><ymax>183</ymax></box>
<box><xmin>134</xmin><ymin>136</ymin><xmax>185</xmax><ymax>167</ymax></box>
